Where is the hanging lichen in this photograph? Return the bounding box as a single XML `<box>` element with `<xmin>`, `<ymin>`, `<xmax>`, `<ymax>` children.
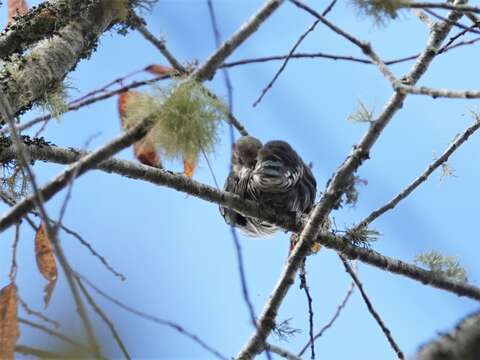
<box><xmin>123</xmin><ymin>79</ymin><xmax>226</xmax><ymax>163</ymax></box>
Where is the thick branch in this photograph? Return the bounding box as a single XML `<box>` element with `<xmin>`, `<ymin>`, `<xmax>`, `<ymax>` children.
<box><xmin>404</xmin><ymin>2</ymin><xmax>480</xmax><ymax>14</ymax></box>
<box><xmin>412</xmin><ymin>312</ymin><xmax>480</xmax><ymax>360</ymax></box>
<box><xmin>0</xmin><ymin>0</ymin><xmax>120</xmax><ymax>121</ymax></box>
<box><xmin>396</xmin><ymin>84</ymin><xmax>480</xmax><ymax>98</ymax></box>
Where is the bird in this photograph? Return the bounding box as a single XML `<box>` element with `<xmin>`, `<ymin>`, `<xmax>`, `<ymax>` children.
<box><xmin>220</xmin><ymin>136</ymin><xmax>317</xmax><ymax>237</ymax></box>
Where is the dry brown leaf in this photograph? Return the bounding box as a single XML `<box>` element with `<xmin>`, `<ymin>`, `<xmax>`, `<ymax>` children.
<box><xmin>118</xmin><ymin>91</ymin><xmax>141</xmax><ymax>128</ymax></box>
<box><xmin>310</xmin><ymin>242</ymin><xmax>321</xmax><ymax>253</ymax></box>
<box><xmin>183</xmin><ymin>157</ymin><xmax>196</xmax><ymax>178</ymax></box>
<box><xmin>118</xmin><ymin>92</ymin><xmax>162</xmax><ymax>167</ymax></box>
<box><xmin>0</xmin><ymin>283</ymin><xmax>19</xmax><ymax>360</ymax></box>
<box><xmin>7</xmin><ymin>0</ymin><xmax>28</xmax><ymax>25</ymax></box>
<box><xmin>144</xmin><ymin>64</ymin><xmax>176</xmax><ymax>76</ymax></box>
<box><xmin>35</xmin><ymin>224</ymin><xmax>57</xmax><ymax>308</ymax></box>
<box><xmin>134</xmin><ymin>138</ymin><xmax>161</xmax><ymax>167</ymax></box>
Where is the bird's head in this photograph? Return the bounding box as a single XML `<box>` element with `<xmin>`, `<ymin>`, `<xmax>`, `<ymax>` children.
<box><xmin>231</xmin><ymin>136</ymin><xmax>263</xmax><ymax>174</ymax></box>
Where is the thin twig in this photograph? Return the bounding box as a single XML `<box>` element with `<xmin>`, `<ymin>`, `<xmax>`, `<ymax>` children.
<box><xmin>207</xmin><ymin>0</ymin><xmax>236</xmax><ymax>144</ymax></box>
<box><xmin>340</xmin><ymin>257</ymin><xmax>404</xmax><ymax>359</ymax></box>
<box><xmin>18</xmin><ymin>296</ymin><xmax>60</xmax><ymax>328</ymax></box>
<box><xmin>298</xmin><ymin>280</ymin><xmax>355</xmax><ymax>356</ymax></box>
<box><xmin>19</xmin><ymin>318</ymin><xmax>85</xmax><ymax>350</ymax></box>
<box><xmin>0</xmin><ymin>185</ymin><xmax>124</xmax><ymax>280</ymax></box>
<box><xmin>75</xmin><ymin>276</ymin><xmax>131</xmax><ymax>360</ymax></box>
<box><xmin>403</xmin><ymin>2</ymin><xmax>480</xmax><ymax>14</ymax></box>
<box><xmin>15</xmin><ymin>345</ymin><xmax>68</xmax><ymax>359</ymax></box>
<box><xmin>230</xmin><ymin>227</ymin><xmax>260</xmax><ymax>333</ymax></box>
<box><xmin>200</xmin><ymin>147</ymin><xmax>220</xmax><ymax>189</ymax></box>
<box><xmin>0</xmin><ymin>74</ymin><xmax>172</xmax><ymax>136</ymax></box>
<box><xmin>289</xmin><ymin>0</ymin><xmax>397</xmax><ymax>86</ymax></box>
<box><xmin>222</xmin><ymin>32</ymin><xmax>480</xmax><ymax>68</ymax></box>
<box><xmin>76</xmin><ymin>273</ymin><xmax>228</xmax><ymax>360</ymax></box>
<box><xmin>299</xmin><ymin>260</ymin><xmax>315</xmax><ymax>359</ymax></box>
<box><xmin>60</xmin><ymin>224</ymin><xmax>126</xmax><ymax>281</ymax></box>
<box><xmin>357</xmin><ymin>120</ymin><xmax>480</xmax><ymax>228</ymax></box>
<box><xmin>135</xmin><ymin>22</ymin><xmax>186</xmax><ymax>73</ymax></box>
<box><xmin>8</xmin><ymin>223</ymin><xmax>20</xmax><ymax>281</ymax></box>
<box><xmin>55</xmin><ymin>134</ymin><xmax>101</xmax><ymax>234</ymax></box>
<box><xmin>253</xmin><ymin>0</ymin><xmax>337</xmax><ymax>106</ymax></box>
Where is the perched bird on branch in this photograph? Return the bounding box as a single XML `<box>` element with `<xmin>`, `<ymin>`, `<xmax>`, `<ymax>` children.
<box><xmin>220</xmin><ymin>136</ymin><xmax>316</xmax><ymax>237</ymax></box>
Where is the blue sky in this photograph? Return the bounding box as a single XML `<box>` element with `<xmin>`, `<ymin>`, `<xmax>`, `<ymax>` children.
<box><xmin>1</xmin><ymin>0</ymin><xmax>479</xmax><ymax>359</ymax></box>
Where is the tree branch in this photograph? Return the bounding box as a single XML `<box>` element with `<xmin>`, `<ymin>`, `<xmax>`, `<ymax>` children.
<box><xmin>2</xmin><ymin>141</ymin><xmax>479</xmax><ymax>301</ymax></box>
<box><xmin>358</xmin><ymin>120</ymin><xmax>480</xmax><ymax>228</ymax></box>
<box><xmin>412</xmin><ymin>311</ymin><xmax>480</xmax><ymax>360</ymax></box>
<box><xmin>235</xmin><ymin>3</ymin><xmax>465</xmax><ymax>359</ymax></box>
<box><xmin>341</xmin><ymin>257</ymin><xmax>404</xmax><ymax>359</ymax></box>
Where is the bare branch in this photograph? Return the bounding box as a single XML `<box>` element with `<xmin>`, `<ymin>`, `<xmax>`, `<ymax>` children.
<box><xmin>230</xmin><ymin>227</ymin><xmax>259</xmax><ymax>335</ymax></box>
<box><xmin>412</xmin><ymin>311</ymin><xmax>480</xmax><ymax>360</ymax></box>
<box><xmin>358</xmin><ymin>120</ymin><xmax>480</xmax><ymax>228</ymax></box>
<box><xmin>8</xmin><ymin>224</ymin><xmax>20</xmax><ymax>281</ymax></box>
<box><xmin>299</xmin><ymin>260</ymin><xmax>315</xmax><ymax>360</ymax></box>
<box><xmin>77</xmin><ymin>273</ymin><xmax>228</xmax><ymax>360</ymax></box>
<box><xmin>18</xmin><ymin>296</ymin><xmax>60</xmax><ymax>328</ymax></box>
<box><xmin>298</xmin><ymin>280</ymin><xmax>355</xmax><ymax>356</ymax></box>
<box><xmin>75</xmin><ymin>277</ymin><xmax>131</xmax><ymax>360</ymax></box>
<box><xmin>59</xmin><ymin>224</ymin><xmax>126</xmax><ymax>281</ymax></box>
<box><xmin>402</xmin><ymin>2</ymin><xmax>480</xmax><ymax>14</ymax></box>
<box><xmin>18</xmin><ymin>318</ymin><xmax>85</xmax><ymax>350</ymax></box>
<box><xmin>265</xmin><ymin>344</ymin><xmax>301</xmax><ymax>360</ymax></box>
<box><xmin>15</xmin><ymin>345</ymin><xmax>68</xmax><ymax>359</ymax></box>
<box><xmin>134</xmin><ymin>22</ymin><xmax>187</xmax><ymax>74</ymax></box>
<box><xmin>341</xmin><ymin>257</ymin><xmax>404</xmax><ymax>359</ymax></box>
<box><xmin>289</xmin><ymin>0</ymin><xmax>397</xmax><ymax>85</ymax></box>
<box><xmin>253</xmin><ymin>0</ymin><xmax>338</xmax><ymax>106</ymax></box>
<box><xmin>194</xmin><ymin>0</ymin><xmax>284</xmax><ymax>81</ymax></box>
<box><xmin>396</xmin><ymin>84</ymin><xmax>480</xmax><ymax>99</ymax></box>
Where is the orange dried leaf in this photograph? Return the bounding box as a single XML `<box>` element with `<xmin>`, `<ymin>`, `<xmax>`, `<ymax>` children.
<box><xmin>134</xmin><ymin>138</ymin><xmax>161</xmax><ymax>167</ymax></box>
<box><xmin>0</xmin><ymin>283</ymin><xmax>19</xmax><ymax>360</ymax></box>
<box><xmin>43</xmin><ymin>279</ymin><xmax>56</xmax><ymax>309</ymax></box>
<box><xmin>117</xmin><ymin>92</ymin><xmax>162</xmax><ymax>167</ymax></box>
<box><xmin>117</xmin><ymin>91</ymin><xmax>142</xmax><ymax>129</ymax></box>
<box><xmin>35</xmin><ymin>224</ymin><xmax>57</xmax><ymax>308</ymax></box>
<box><xmin>144</xmin><ymin>64</ymin><xmax>176</xmax><ymax>76</ymax></box>
<box><xmin>310</xmin><ymin>242</ymin><xmax>321</xmax><ymax>253</ymax></box>
<box><xmin>183</xmin><ymin>157</ymin><xmax>196</xmax><ymax>178</ymax></box>
<box><xmin>7</xmin><ymin>0</ymin><xmax>28</xmax><ymax>25</ymax></box>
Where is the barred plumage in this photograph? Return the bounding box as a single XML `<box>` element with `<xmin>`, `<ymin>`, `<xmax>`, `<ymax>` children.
<box><xmin>220</xmin><ymin>136</ymin><xmax>317</xmax><ymax>237</ymax></box>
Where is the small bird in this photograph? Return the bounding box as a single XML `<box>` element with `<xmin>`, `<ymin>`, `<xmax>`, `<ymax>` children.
<box><xmin>220</xmin><ymin>136</ymin><xmax>316</xmax><ymax>237</ymax></box>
